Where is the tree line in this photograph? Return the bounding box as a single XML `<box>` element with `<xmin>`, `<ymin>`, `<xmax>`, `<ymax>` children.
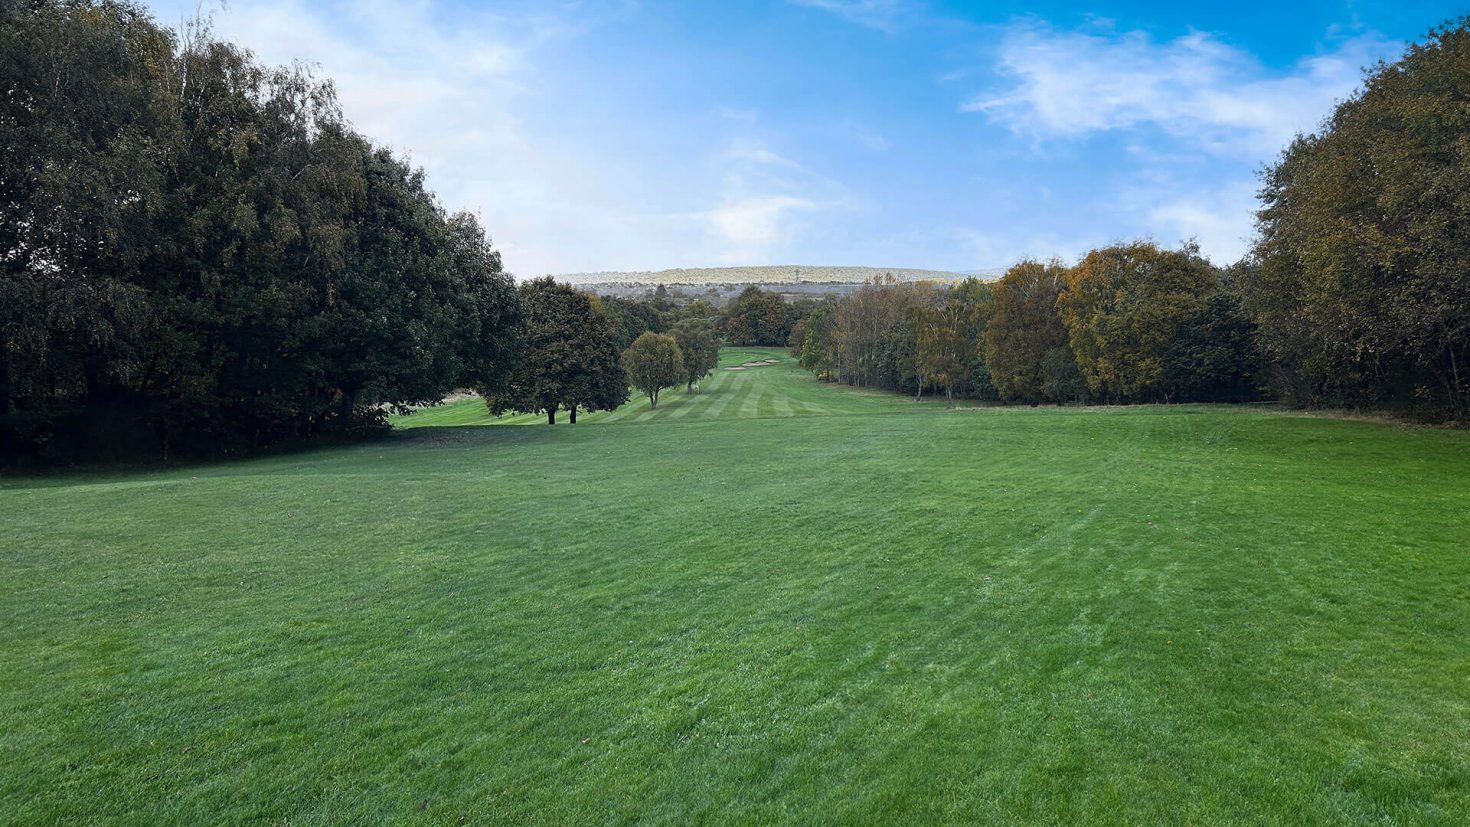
<box><xmin>5</xmin><ymin>2</ymin><xmax>1467</xmax><ymax>466</ymax></box>
<box><xmin>797</xmin><ymin>19</ymin><xmax>1470</xmax><ymax>420</ymax></box>
<box><xmin>597</xmin><ymin>284</ymin><xmax>812</xmax><ymax>351</ymax></box>
<box><xmin>1238</xmin><ymin>19</ymin><xmax>1470</xmax><ymax>419</ymax></box>
<box><xmin>793</xmin><ymin>246</ymin><xmax>1261</xmax><ymax>406</ymax></box>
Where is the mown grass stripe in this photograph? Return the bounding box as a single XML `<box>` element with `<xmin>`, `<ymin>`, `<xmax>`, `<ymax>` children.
<box><xmin>600</xmin><ymin>392</ymin><xmax>653</xmax><ymax>423</ymax></box>
<box><xmin>665</xmin><ymin>389</ymin><xmax>707</xmax><ymax>419</ymax></box>
<box><xmin>734</xmin><ymin>380</ymin><xmax>763</xmax><ymax>418</ymax></box>
<box><xmin>726</xmin><ymin>376</ymin><xmax>761</xmax><ymax>420</ymax></box>
<box><xmin>702</xmin><ymin>375</ymin><xmax>746</xmax><ymax>420</ymax></box>
<box><xmin>773</xmin><ymin>387</ymin><xmax>797</xmax><ymax>418</ymax></box>
<box><xmin>756</xmin><ymin>388</ymin><xmax>777</xmax><ymax>418</ymax></box>
<box><xmin>631</xmin><ymin>399</ymin><xmax>671</xmax><ymax>422</ymax></box>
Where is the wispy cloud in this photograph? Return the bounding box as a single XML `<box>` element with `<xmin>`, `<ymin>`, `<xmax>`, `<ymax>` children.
<box><xmin>1144</xmin><ymin>180</ymin><xmax>1260</xmax><ymax>263</ymax></box>
<box><xmin>947</xmin><ymin>226</ymin><xmax>1102</xmax><ymax>270</ymax></box>
<box><xmin>706</xmin><ymin>196</ymin><xmax>819</xmax><ymax>256</ymax></box>
<box><xmin>700</xmin><ymin>140</ymin><xmax>851</xmax><ymax>263</ymax></box>
<box><xmin>844</xmin><ymin>122</ymin><xmax>890</xmax><ymax>151</ymax></box>
<box><xmin>724</xmin><ymin>141</ymin><xmax>808</xmax><ymax>170</ymax></box>
<box><xmin>966</xmin><ymin>21</ymin><xmax>1397</xmax><ymax>157</ymax></box>
<box><xmin>788</xmin><ymin>0</ymin><xmax>909</xmax><ymax>32</ymax></box>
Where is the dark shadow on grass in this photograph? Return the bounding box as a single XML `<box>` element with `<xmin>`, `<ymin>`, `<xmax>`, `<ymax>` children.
<box><xmin>0</xmin><ymin>425</ymin><xmax>570</xmax><ymax>489</ymax></box>
<box><xmin>0</xmin><ymin>426</ymin><xmax>409</xmax><ymax>486</ymax></box>
<box><xmin>388</xmin><ymin>423</ymin><xmax>569</xmax><ymax>447</ymax></box>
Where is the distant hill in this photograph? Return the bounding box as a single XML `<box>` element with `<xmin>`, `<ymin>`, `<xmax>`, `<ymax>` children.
<box><xmin>548</xmin><ymin>265</ymin><xmax>993</xmax><ymax>286</ymax></box>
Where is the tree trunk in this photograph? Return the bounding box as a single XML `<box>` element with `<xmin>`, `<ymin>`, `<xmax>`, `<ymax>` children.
<box><xmin>546</xmin><ymin>405</ymin><xmax>557</xmax><ymax>425</ymax></box>
<box><xmin>569</xmin><ymin>405</ymin><xmax>577</xmax><ymax>424</ymax></box>
<box><xmin>649</xmin><ymin>390</ymin><xmax>658</xmax><ymax>410</ymax></box>
<box><xmin>1450</xmin><ymin>344</ymin><xmax>1463</xmax><ymax>412</ymax></box>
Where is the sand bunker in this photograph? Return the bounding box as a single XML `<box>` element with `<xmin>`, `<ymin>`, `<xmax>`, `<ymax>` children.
<box><xmin>731</xmin><ymin>357</ymin><xmax>781</xmax><ymax>369</ymax></box>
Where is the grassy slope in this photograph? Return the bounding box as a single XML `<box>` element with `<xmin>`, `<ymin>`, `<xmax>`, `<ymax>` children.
<box><xmin>4</xmin><ymin>349</ymin><xmax>1470</xmax><ymax>824</ymax></box>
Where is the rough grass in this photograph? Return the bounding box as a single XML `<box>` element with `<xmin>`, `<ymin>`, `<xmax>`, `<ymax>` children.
<box><xmin>4</xmin><ymin>349</ymin><xmax>1470</xmax><ymax>824</ymax></box>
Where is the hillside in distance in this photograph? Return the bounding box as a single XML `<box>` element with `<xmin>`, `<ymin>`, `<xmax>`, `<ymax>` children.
<box><xmin>548</xmin><ymin>264</ymin><xmax>993</xmax><ymax>286</ymax></box>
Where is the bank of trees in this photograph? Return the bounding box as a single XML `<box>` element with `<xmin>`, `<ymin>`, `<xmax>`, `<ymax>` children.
<box><xmin>1057</xmin><ymin>243</ymin><xmax>1261</xmax><ymax>404</ymax></box>
<box><xmin>792</xmin><ymin>275</ymin><xmax>996</xmax><ymax>403</ymax></box>
<box><xmin>1238</xmin><ymin>18</ymin><xmax>1470</xmax><ymax>419</ymax></box>
<box><xmin>1</xmin><ymin>2</ymin><xmax>734</xmax><ymax>458</ymax></box>
<box><xmin>1</xmin><ymin>1</ymin><xmax>519</xmax><ymax>460</ymax></box>
<box><xmin>985</xmin><ymin>262</ymin><xmax>1078</xmax><ymax>403</ymax></box>
<box><xmin>798</xmin><ymin>247</ymin><xmax>1263</xmax><ymax>406</ymax></box>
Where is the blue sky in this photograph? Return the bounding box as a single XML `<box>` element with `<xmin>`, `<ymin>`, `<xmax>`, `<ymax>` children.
<box><xmin>144</xmin><ymin>0</ymin><xmax>1464</xmax><ymax>276</ymax></box>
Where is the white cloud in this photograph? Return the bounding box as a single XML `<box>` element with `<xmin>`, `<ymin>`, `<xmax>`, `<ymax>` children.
<box><xmin>699</xmin><ymin>141</ymin><xmax>851</xmax><ymax>263</ymax></box>
<box><xmin>968</xmin><ymin>21</ymin><xmax>1397</xmax><ymax>157</ymax></box>
<box><xmin>725</xmin><ymin>142</ymin><xmax>808</xmax><ymax>170</ymax></box>
<box><xmin>1145</xmin><ymin>179</ymin><xmax>1260</xmax><ymax>264</ymax></box>
<box><xmin>706</xmin><ymin>196</ymin><xmax>819</xmax><ymax>254</ymax></box>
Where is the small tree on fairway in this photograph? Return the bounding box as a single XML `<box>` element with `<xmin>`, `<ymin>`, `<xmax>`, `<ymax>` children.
<box><xmin>623</xmin><ymin>332</ymin><xmax>683</xmax><ymax>409</ymax></box>
<box><xmin>670</xmin><ymin>319</ymin><xmax>721</xmax><ymax>392</ymax></box>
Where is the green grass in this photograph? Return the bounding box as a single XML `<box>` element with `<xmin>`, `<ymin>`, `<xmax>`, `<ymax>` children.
<box><xmin>4</xmin><ymin>348</ymin><xmax>1470</xmax><ymax>824</ymax></box>
<box><xmin>390</xmin><ymin>347</ymin><xmax>974</xmax><ymax>428</ymax></box>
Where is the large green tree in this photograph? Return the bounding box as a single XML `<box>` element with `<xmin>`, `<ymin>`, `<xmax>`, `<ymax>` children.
<box><xmin>1240</xmin><ymin>18</ymin><xmax>1470</xmax><ymax>417</ymax></box>
<box><xmin>1</xmin><ymin>2</ymin><xmax>520</xmax><ymax>460</ymax></box>
<box><xmin>1</xmin><ymin>0</ymin><xmax>167</xmax><ymax>450</ymax></box>
<box><xmin>485</xmin><ymin>278</ymin><xmax>625</xmax><ymax>425</ymax></box>
<box><xmin>1058</xmin><ymin>242</ymin><xmax>1220</xmax><ymax>402</ymax></box>
<box><xmin>799</xmin><ymin>304</ymin><xmax>836</xmax><ymax>380</ymax></box>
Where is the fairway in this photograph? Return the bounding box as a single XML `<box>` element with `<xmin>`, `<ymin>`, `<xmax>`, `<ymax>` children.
<box><xmin>4</xmin><ymin>349</ymin><xmax>1470</xmax><ymax>824</ymax></box>
<box><xmin>390</xmin><ymin>347</ymin><xmax>966</xmax><ymax>428</ymax></box>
